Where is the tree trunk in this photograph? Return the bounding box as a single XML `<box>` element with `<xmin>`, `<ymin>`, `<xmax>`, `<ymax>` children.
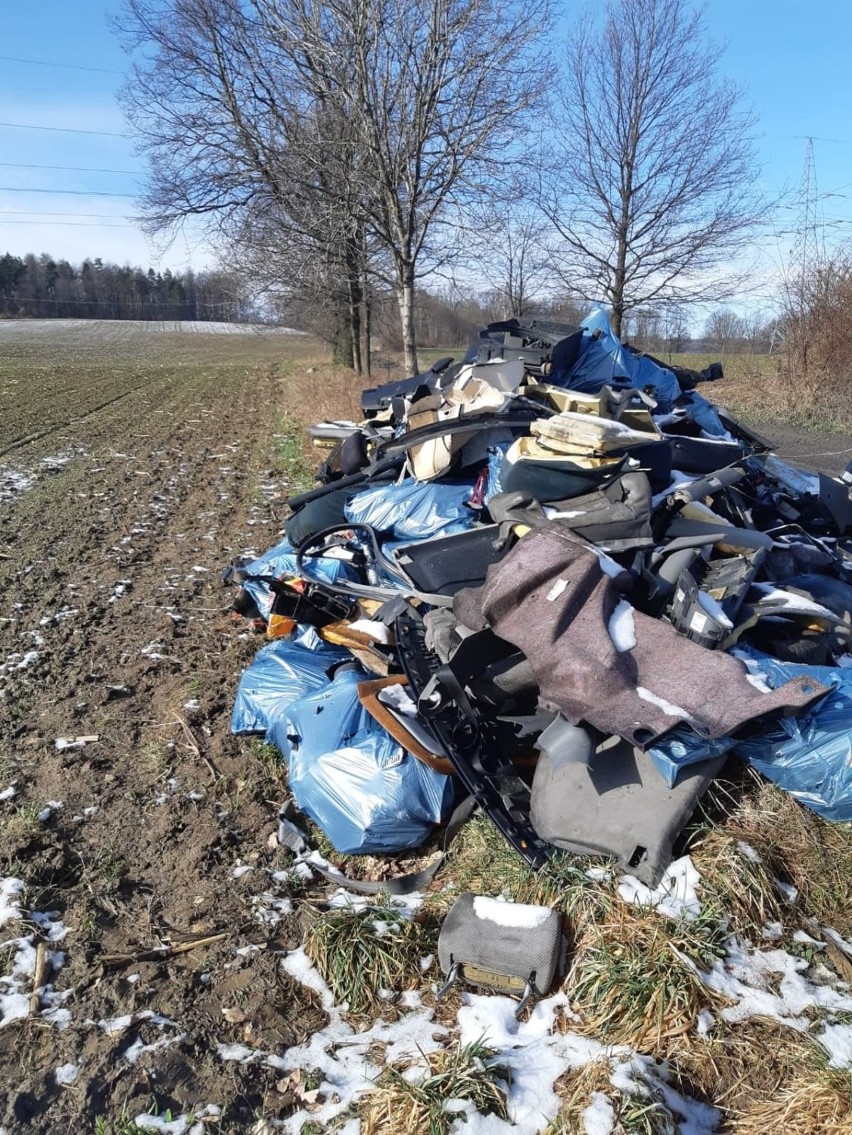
<box><xmin>397</xmin><ymin>263</ymin><xmax>419</xmax><ymax>375</ymax></box>
<box><xmin>332</xmin><ymin>292</ymin><xmax>354</xmax><ymax>367</ymax></box>
<box><xmin>346</xmin><ymin>239</ymin><xmax>362</xmax><ymax>376</ymax></box>
<box><xmin>363</xmin><ymin>274</ymin><xmax>372</xmax><ymax>377</ymax></box>
<box><xmin>611</xmin><ymin>232</ymin><xmax>628</xmax><ymax>339</ymax></box>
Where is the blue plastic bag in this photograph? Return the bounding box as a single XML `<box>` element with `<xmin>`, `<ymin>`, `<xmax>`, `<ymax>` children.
<box><xmin>731</xmin><ymin>647</ymin><xmax>852</xmax><ymax>822</ymax></box>
<box><xmin>231</xmin><ymin>633</ymin><xmax>347</xmax><ymax>735</ymax></box>
<box><xmin>555</xmin><ymin>308</ymin><xmax>682</xmax><ymax>411</ymax></box>
<box><xmin>241</xmin><ymin>536</ymin><xmax>358</xmax><ymax>619</ymax></box>
<box><xmin>344</xmin><ymin>477</ymin><xmax>476</xmax><ymax>542</ymax></box>
<box><xmin>647</xmin><ymin>728</ymin><xmax>737</xmax><ymax>787</ymax></box>
<box><xmin>270</xmin><ymin>666</ymin><xmax>453</xmax><ymax>854</ymax></box>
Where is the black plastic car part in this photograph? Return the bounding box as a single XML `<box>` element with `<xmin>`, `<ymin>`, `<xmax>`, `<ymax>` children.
<box><xmin>394</xmin><ymin>612</ymin><xmax>552</xmax><ymax>868</ymax></box>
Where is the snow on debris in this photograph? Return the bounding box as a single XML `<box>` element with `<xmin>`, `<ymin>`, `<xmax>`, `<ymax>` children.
<box><xmin>54</xmin><ymin>1063</ymin><xmax>79</xmax><ymax>1086</ymax></box>
<box><xmin>472</xmin><ymin>895</ymin><xmax>551</xmax><ymax>930</ymax></box>
<box><xmin>607</xmin><ymin>598</ymin><xmax>637</xmax><ymax>653</ymax></box>
<box><xmin>817</xmin><ymin>1022</ymin><xmax>852</xmax><ymax>1069</ymax></box>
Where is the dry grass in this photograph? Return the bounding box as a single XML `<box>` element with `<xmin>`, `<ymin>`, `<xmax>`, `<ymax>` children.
<box><xmin>689</xmin><ymin>827</ymin><xmax>784</xmax><ymax>937</ymax></box>
<box><xmin>729</xmin><ymin>1049</ymin><xmax>852</xmax><ymax>1134</ymax></box>
<box><xmin>304</xmin><ymin>904</ymin><xmax>430</xmax><ymax>1017</ymax></box>
<box><xmin>360</xmin><ymin>1039</ymin><xmax>509</xmax><ymax>1135</ymax></box>
<box><xmin>705</xmin><ymin>777</ymin><xmax>852</xmax><ymax>938</ymax></box>
<box><xmin>440</xmin><ymin>814</ymin><xmax>615</xmax><ymax>927</ymax></box>
<box><xmin>564</xmin><ymin>902</ymin><xmax>725</xmax><ymax>1055</ymax></box>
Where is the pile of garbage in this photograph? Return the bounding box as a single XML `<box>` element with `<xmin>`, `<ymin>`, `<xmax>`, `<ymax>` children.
<box><xmin>226</xmin><ymin>309</ymin><xmax>852</xmax><ymax>891</ymax></box>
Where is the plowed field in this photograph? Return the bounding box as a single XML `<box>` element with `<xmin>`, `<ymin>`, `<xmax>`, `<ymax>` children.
<box><xmin>0</xmin><ymin>323</ymin><xmax>359</xmax><ymax>1133</ymax></box>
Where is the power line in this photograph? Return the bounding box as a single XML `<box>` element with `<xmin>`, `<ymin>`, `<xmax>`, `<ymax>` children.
<box><xmin>0</xmin><ymin>54</ymin><xmax>125</xmax><ymax>75</ymax></box>
<box><xmin>0</xmin><ymin>121</ymin><xmax>127</xmax><ymax>138</ymax></box>
<box><xmin>0</xmin><ymin>187</ymin><xmax>136</xmax><ymax>198</ymax></box>
<box><xmin>0</xmin><ymin>209</ymin><xmax>132</xmax><ymax>219</ymax></box>
<box><xmin>0</xmin><ymin>220</ymin><xmax>132</xmax><ymax>227</ymax></box>
<box><xmin>0</xmin><ymin>161</ymin><xmax>141</xmax><ymax>176</ymax></box>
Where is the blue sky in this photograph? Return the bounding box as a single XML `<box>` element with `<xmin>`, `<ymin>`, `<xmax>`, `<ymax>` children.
<box><xmin>2</xmin><ymin>0</ymin><xmax>852</xmax><ymax>306</ymax></box>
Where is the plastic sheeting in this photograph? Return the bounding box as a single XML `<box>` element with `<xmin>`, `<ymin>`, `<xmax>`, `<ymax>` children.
<box><xmin>231</xmin><ymin>632</ymin><xmax>347</xmax><ymax>735</ymax></box>
<box><xmin>678</xmin><ymin>391</ymin><xmax>736</xmax><ymax>441</ymax></box>
<box><xmin>556</xmin><ymin>307</ymin><xmax>682</xmax><ymax>411</ymax></box>
<box><xmin>270</xmin><ymin>665</ymin><xmax>453</xmax><ymax>854</ymax></box>
<box><xmin>344</xmin><ymin>476</ymin><xmax>476</xmax><ymax>542</ymax></box>
<box><xmin>647</xmin><ymin>728</ymin><xmax>737</xmax><ymax>787</ymax></box>
<box><xmin>731</xmin><ymin>646</ymin><xmax>852</xmax><ymax>822</ymax></box>
<box><xmin>242</xmin><ymin>536</ymin><xmax>358</xmax><ymax>618</ymax></box>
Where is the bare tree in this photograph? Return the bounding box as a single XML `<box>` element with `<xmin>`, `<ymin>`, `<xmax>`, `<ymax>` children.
<box><xmin>286</xmin><ymin>0</ymin><xmax>550</xmax><ymax>373</ymax></box>
<box><xmin>115</xmin><ymin>0</ymin><xmax>372</xmax><ymax>370</ymax></box>
<box><xmin>471</xmin><ymin>199</ymin><xmax>554</xmax><ymax>318</ymax></box>
<box><xmin>543</xmin><ymin>0</ymin><xmax>763</xmax><ymax>338</ymax></box>
<box><xmin>117</xmin><ymin>0</ymin><xmax>548</xmax><ymax>376</ymax></box>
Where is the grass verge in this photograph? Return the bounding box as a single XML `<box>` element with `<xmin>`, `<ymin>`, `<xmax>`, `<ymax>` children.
<box><xmin>360</xmin><ymin>1039</ymin><xmax>509</xmax><ymax>1135</ymax></box>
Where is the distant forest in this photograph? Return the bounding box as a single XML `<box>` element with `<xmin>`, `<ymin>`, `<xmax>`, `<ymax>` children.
<box><xmin>0</xmin><ymin>252</ymin><xmax>249</xmax><ymax>322</ymax></box>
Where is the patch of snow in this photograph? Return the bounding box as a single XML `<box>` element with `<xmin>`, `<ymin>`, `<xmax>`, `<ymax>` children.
<box><xmin>582</xmin><ymin>1091</ymin><xmax>615</xmax><ymax>1135</ymax></box>
<box><xmin>700</xmin><ymin>938</ymin><xmax>852</xmax><ymax>1029</ymax></box>
<box><xmin>0</xmin><ymin>885</ymin><xmax>70</xmax><ymax>1029</ymax></box>
<box><xmin>618</xmin><ymin>856</ymin><xmax>702</xmax><ymax>922</ymax></box>
<box><xmin>608</xmin><ymin>599</ymin><xmax>636</xmax><ymax>653</ymax></box>
<box><xmin>0</xmin><ymin>878</ymin><xmax>24</xmax><ymax>923</ymax></box>
<box><xmin>251</xmin><ymin>893</ymin><xmax>293</xmax><ymax>927</ymax></box>
<box><xmin>37</xmin><ymin>801</ymin><xmax>63</xmax><ymax>823</ymax></box>
<box><xmin>0</xmin><ymin>786</ymin><xmax>16</xmax><ymax>803</ymax></box>
<box><xmin>775</xmin><ymin>880</ymin><xmax>799</xmax><ymax>904</ymax></box>
<box><xmin>546</xmin><ymin>579</ymin><xmax>569</xmax><ymax>602</ymax></box>
<box><xmin>636</xmin><ymin>686</ymin><xmax>693</xmax><ymax>721</ymax></box>
<box><xmin>696</xmin><ymin>1009</ymin><xmax>715</xmax><ymax>1036</ymax></box>
<box><xmin>123</xmin><ymin>1031</ymin><xmax>186</xmax><ymax>1064</ymax></box>
<box><xmin>585</xmin><ymin>867</ymin><xmax>612</xmax><ymax>882</ymax></box>
<box><xmin>817</xmin><ymin>1022</ymin><xmax>852</xmax><ymax>1069</ymax></box>
<box><xmin>472</xmin><ymin>895</ymin><xmax>551</xmax><ymax>930</ymax></box>
<box><xmin>457</xmin><ymin>992</ymin><xmax>622</xmax><ymax>1132</ymax></box>
<box><xmin>55</xmin><ymin>1063</ymin><xmax>78</xmax><ymax>1085</ymax></box>
<box><xmin>736</xmin><ymin>841</ymin><xmax>761</xmax><ymax>863</ymax></box>
<box><xmin>232</xmin><ymin>864</ymin><xmax>253</xmax><ymax>879</ymax></box>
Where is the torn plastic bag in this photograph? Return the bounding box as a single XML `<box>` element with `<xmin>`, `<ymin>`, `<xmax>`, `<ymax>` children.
<box><xmin>270</xmin><ymin>664</ymin><xmax>453</xmax><ymax>854</ymax></box>
<box><xmin>646</xmin><ymin>727</ymin><xmax>737</xmax><ymax>787</ymax></box>
<box><xmin>344</xmin><ymin>476</ymin><xmax>476</xmax><ymax>542</ymax></box>
<box><xmin>557</xmin><ymin>308</ymin><xmax>682</xmax><ymax>410</ymax></box>
<box><xmin>241</xmin><ymin>536</ymin><xmax>358</xmax><ymax>619</ymax></box>
<box><xmin>676</xmin><ymin>391</ymin><xmax>737</xmax><ymax>440</ymax></box>
<box><xmin>231</xmin><ymin>631</ymin><xmax>348</xmax><ymax>735</ymax></box>
<box><xmin>731</xmin><ymin>646</ymin><xmax>852</xmax><ymax>821</ymax></box>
